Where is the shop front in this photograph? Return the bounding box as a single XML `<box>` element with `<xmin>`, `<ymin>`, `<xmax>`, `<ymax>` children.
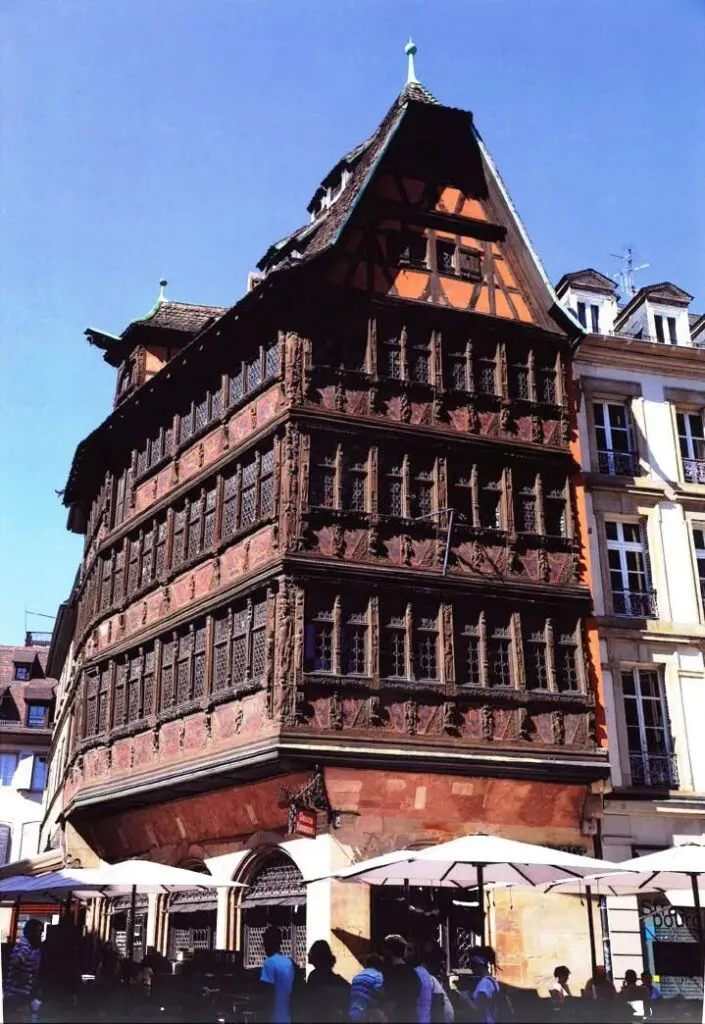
<box><xmin>639</xmin><ymin>896</ymin><xmax>705</xmax><ymax>999</ymax></box>
<box><xmin>109</xmin><ymin>893</ymin><xmax>148</xmax><ymax>961</ymax></box>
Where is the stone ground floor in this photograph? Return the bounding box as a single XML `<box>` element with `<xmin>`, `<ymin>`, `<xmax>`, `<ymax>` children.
<box><xmin>71</xmin><ymin>765</ymin><xmax>608</xmax><ymax>996</ymax></box>
<box><xmin>602</xmin><ymin>798</ymin><xmax>705</xmax><ymax>1000</ymax></box>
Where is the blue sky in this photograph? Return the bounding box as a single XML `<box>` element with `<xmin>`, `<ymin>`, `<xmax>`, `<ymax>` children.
<box><xmin>1</xmin><ymin>0</ymin><xmax>703</xmax><ymax>645</ymax></box>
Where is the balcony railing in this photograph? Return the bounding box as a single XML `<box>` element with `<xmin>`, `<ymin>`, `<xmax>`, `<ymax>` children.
<box><xmin>596</xmin><ymin>450</ymin><xmax>640</xmax><ymax>476</ymax></box>
<box><xmin>612</xmin><ymin>589</ymin><xmax>658</xmax><ymax>618</ymax></box>
<box><xmin>629</xmin><ymin>752</ymin><xmax>679</xmax><ymax>789</ymax></box>
<box><xmin>682</xmin><ymin>459</ymin><xmax>705</xmax><ymax>485</ymax></box>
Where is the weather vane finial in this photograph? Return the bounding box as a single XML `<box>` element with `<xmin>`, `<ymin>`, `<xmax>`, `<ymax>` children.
<box><xmin>405</xmin><ymin>38</ymin><xmax>419</xmax><ymax>85</ymax></box>
<box><xmin>158</xmin><ymin>279</ymin><xmax>168</xmax><ymax>302</ymax></box>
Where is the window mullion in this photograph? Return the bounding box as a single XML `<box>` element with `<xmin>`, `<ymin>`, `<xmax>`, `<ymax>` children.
<box><xmin>245</xmin><ymin>599</ymin><xmax>253</xmax><ymax>678</ymax></box>
<box><xmin>405</xmin><ymin>603</ymin><xmax>413</xmax><ymax>680</ymax></box>
<box><xmin>333</xmin><ymin>596</ymin><xmax>342</xmax><ymax>675</ymax></box>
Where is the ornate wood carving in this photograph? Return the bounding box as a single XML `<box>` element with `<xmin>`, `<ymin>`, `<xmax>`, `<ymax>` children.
<box><xmin>551</xmin><ymin>710</ymin><xmax>565</xmax><ymax>746</ymax></box>
<box><xmin>405</xmin><ymin>699</ymin><xmax>418</xmax><ymax>735</ymax></box>
<box><xmin>330</xmin><ymin>691</ymin><xmax>343</xmax><ymax>730</ymax></box>
<box><xmin>441</xmin><ymin>603</ymin><xmax>454</xmax><ymax>687</ymax></box>
<box><xmin>481</xmin><ymin>705</ymin><xmax>494</xmax><ymax>741</ymax></box>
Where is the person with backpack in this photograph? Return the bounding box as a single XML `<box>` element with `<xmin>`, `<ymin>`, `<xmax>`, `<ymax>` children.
<box><xmin>467</xmin><ymin>950</ymin><xmax>513</xmax><ymax>1024</ymax></box>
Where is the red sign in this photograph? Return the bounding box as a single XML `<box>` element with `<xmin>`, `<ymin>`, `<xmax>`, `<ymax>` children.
<box><xmin>293</xmin><ymin>808</ymin><xmax>318</xmax><ymax>838</ymax></box>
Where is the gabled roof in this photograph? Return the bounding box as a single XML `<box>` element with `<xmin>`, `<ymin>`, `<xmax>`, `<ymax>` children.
<box><xmin>555</xmin><ymin>269</ymin><xmax>618</xmax><ymax>297</ymax></box>
<box><xmin>690</xmin><ymin>312</ymin><xmax>705</xmax><ymax>340</ymax></box>
<box><xmin>86</xmin><ymin>299</ymin><xmax>226</xmax><ymax>368</ymax></box>
<box><xmin>257</xmin><ymin>80</ymin><xmax>580</xmax><ymax>338</ymax></box>
<box><xmin>615</xmin><ymin>281</ymin><xmax>694</xmax><ymax>327</ymax></box>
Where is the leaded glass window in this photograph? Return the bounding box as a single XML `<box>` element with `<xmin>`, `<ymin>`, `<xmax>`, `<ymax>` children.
<box><xmin>172</xmin><ymin>505</ymin><xmax>186</xmax><ymax>566</ymax></box>
<box><xmin>342</xmin><ymin>606</ymin><xmax>368</xmax><ymax>676</ymax></box>
<box><xmin>310</xmin><ymin>448</ymin><xmax>337</xmax><ymax>508</ymax></box>
<box><xmin>487</xmin><ymin>625</ymin><xmax>512</xmax><ymax>687</ymax></box>
<box><xmin>526</xmin><ymin>623</ymin><xmax>549</xmax><ymax>690</ymax></box>
<box><xmin>382</xmin><ymin>609</ymin><xmax>407</xmax><ymax>679</ymax></box>
<box><xmin>556</xmin><ymin>628</ymin><xmax>580</xmax><ymax>692</ymax></box>
<box><xmin>414</xmin><ymin>611</ymin><xmax>439</xmax><ymax>681</ymax></box>
<box><xmin>344</xmin><ymin>449</ymin><xmax>368</xmax><ymax>512</ymax></box>
<box><xmin>160</xmin><ymin>639</ymin><xmax>175</xmax><ymax>709</ymax></box>
<box><xmin>411</xmin><ymin>461</ymin><xmax>434</xmax><ymax>519</ymax></box>
<box><xmin>384</xmin><ymin>460</ymin><xmax>404</xmax><ymax>517</ymax></box>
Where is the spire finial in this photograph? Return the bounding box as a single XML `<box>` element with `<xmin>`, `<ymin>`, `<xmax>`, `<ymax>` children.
<box><xmin>158</xmin><ymin>279</ymin><xmax>168</xmax><ymax>302</ymax></box>
<box><xmin>405</xmin><ymin>38</ymin><xmax>419</xmax><ymax>85</ymax></box>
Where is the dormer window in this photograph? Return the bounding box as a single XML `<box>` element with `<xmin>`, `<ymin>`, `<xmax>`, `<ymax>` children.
<box><xmin>435</xmin><ymin>241</ymin><xmax>482</xmax><ymax>281</ymax></box>
<box><xmin>654</xmin><ymin>314</ymin><xmax>677</xmax><ymax>345</ymax></box>
<box><xmin>13</xmin><ymin>663</ymin><xmax>31</xmax><ymax>682</ymax></box>
<box><xmin>576</xmin><ymin>301</ymin><xmax>600</xmax><ymax>333</ymax></box>
<box><xmin>390</xmin><ymin>231</ymin><xmax>427</xmax><ymax>270</ymax></box>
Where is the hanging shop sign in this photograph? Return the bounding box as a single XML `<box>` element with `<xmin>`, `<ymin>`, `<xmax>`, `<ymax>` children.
<box><xmin>293</xmin><ymin>808</ymin><xmax>318</xmax><ymax>838</ymax></box>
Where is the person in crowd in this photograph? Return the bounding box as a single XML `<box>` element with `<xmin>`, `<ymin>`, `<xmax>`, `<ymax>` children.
<box><xmin>406</xmin><ymin>942</ymin><xmax>454</xmax><ymax>1024</ymax></box>
<box><xmin>640</xmin><ymin>972</ymin><xmax>662</xmax><ymax>1002</ymax></box>
<box><xmin>549</xmin><ymin>965</ymin><xmax>572</xmax><ymax>1004</ymax></box>
<box><xmin>382</xmin><ymin>934</ymin><xmax>421</xmax><ymax>1023</ymax></box>
<box><xmin>583</xmin><ymin>966</ymin><xmax>616</xmax><ymax>1000</ymax></box>
<box><xmin>4</xmin><ymin>919</ymin><xmax>44</xmax><ymax>1024</ymax></box>
<box><xmin>619</xmin><ymin>969</ymin><xmax>641</xmax><ymax>1001</ymax></box>
<box><xmin>259</xmin><ymin>925</ymin><xmax>295</xmax><ymax>1024</ymax></box>
<box><xmin>467</xmin><ymin>950</ymin><xmax>502</xmax><ymax>1024</ymax></box>
<box><xmin>304</xmin><ymin>939</ymin><xmax>349</xmax><ymax>1023</ymax></box>
<box><xmin>349</xmin><ymin>954</ymin><xmax>385</xmax><ymax>1022</ymax></box>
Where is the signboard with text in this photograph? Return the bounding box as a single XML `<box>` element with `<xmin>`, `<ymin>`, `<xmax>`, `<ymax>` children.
<box><xmin>293</xmin><ymin>808</ymin><xmax>318</xmax><ymax>838</ymax></box>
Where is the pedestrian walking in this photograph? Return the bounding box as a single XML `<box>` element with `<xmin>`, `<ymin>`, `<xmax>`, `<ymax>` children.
<box><xmin>381</xmin><ymin>934</ymin><xmax>420</xmax><ymax>1024</ymax></box>
<box><xmin>549</xmin><ymin>965</ymin><xmax>572</xmax><ymax>1004</ymax></box>
<box><xmin>4</xmin><ymin>919</ymin><xmax>44</xmax><ymax>1024</ymax></box>
<box><xmin>259</xmin><ymin>925</ymin><xmax>296</xmax><ymax>1024</ymax></box>
<box><xmin>349</xmin><ymin>954</ymin><xmax>385</xmax><ymax>1022</ymax></box>
<box><xmin>304</xmin><ymin>939</ymin><xmax>349</xmax><ymax>1023</ymax></box>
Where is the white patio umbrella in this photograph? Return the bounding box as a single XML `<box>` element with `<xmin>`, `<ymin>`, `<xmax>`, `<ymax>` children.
<box><xmin>316</xmin><ymin>833</ymin><xmax>617</xmax><ymax>946</ymax></box>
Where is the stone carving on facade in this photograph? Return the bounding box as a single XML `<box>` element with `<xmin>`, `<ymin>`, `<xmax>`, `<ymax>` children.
<box><xmin>441</xmin><ymin>604</ymin><xmax>454</xmax><ymax>684</ymax></box>
<box><xmin>242</xmin><ymin>540</ymin><xmax>251</xmax><ymax>573</ymax></box>
<box><xmin>162</xmin><ymin>586</ymin><xmax>171</xmax><ymax>615</ymax></box>
<box><xmin>170</xmin><ymin>459</ymin><xmax>179</xmax><ymax>487</ymax></box>
<box><xmin>220</xmin><ymin>422</ymin><xmax>230</xmax><ymax>451</ymax></box>
<box><xmin>118</xmin><ymin>613</ymin><xmax>126</xmax><ymax>639</ymax></box>
<box><xmin>107</xmin><ymin>620</ymin><xmax>113</xmax><ymax>645</ymax></box>
<box><xmin>203</xmin><ymin>711</ymin><xmax>212</xmax><ymax>745</ymax></box>
<box><xmin>538</xmin><ymin>547</ymin><xmax>551</xmax><ymax>583</ymax></box>
<box><xmin>197</xmin><ymin>441</ymin><xmax>205</xmax><ymax>468</ymax></box>
<box><xmin>189</xmin><ymin>575</ymin><xmax>196</xmax><ymax>601</ymax></box>
<box><xmin>152</xmin><ymin>477</ymin><xmax>159</xmax><ymax>501</ymax></box>
<box><xmin>400</xmin><ymin>391</ymin><xmax>412</xmax><ymax>424</ymax></box>
<box><xmin>142</xmin><ymin>600</ymin><xmax>148</xmax><ymax>626</ymax></box>
<box><xmin>178</xmin><ymin>719</ymin><xmax>186</xmax><ymax>751</ymax></box>
<box><xmin>334</xmin><ymin>378</ymin><xmax>346</xmax><ymax>413</ymax></box>
<box><xmin>500</xmin><ymin>404</ymin><xmax>513</xmax><ymax>435</ymax></box>
<box><xmin>531</xmin><ymin>415</ymin><xmax>544</xmax><ymax>444</ymax></box>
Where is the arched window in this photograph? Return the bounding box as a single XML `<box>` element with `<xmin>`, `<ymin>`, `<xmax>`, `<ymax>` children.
<box><xmin>0</xmin><ymin>824</ymin><xmax>11</xmax><ymax>865</ymax></box>
<box><xmin>167</xmin><ymin>860</ymin><xmax>216</xmax><ymax>959</ymax></box>
<box><xmin>241</xmin><ymin>852</ymin><xmax>306</xmax><ymax>968</ymax></box>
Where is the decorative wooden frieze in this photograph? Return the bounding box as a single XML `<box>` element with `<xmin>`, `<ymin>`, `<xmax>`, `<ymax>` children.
<box><xmin>551</xmin><ymin>710</ymin><xmax>565</xmax><ymax>746</ymax></box>
<box><xmin>481</xmin><ymin>705</ymin><xmax>494</xmax><ymax>741</ymax></box>
<box><xmin>441</xmin><ymin>603</ymin><xmax>454</xmax><ymax>688</ymax></box>
<box><xmin>400</xmin><ymin>534</ymin><xmax>413</xmax><ymax>567</ymax></box>
<box><xmin>405</xmin><ymin>699</ymin><xmax>418</xmax><ymax>735</ymax></box>
<box><xmin>330</xmin><ymin>691</ymin><xmax>343</xmax><ymax>730</ymax></box>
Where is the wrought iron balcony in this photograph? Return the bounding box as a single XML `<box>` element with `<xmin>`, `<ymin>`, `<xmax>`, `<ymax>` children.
<box><xmin>612</xmin><ymin>589</ymin><xmax>658</xmax><ymax>618</ymax></box>
<box><xmin>681</xmin><ymin>458</ymin><xmax>705</xmax><ymax>485</ymax></box>
<box><xmin>596</xmin><ymin>449</ymin><xmax>640</xmax><ymax>476</ymax></box>
<box><xmin>629</xmin><ymin>752</ymin><xmax>679</xmax><ymax>789</ymax></box>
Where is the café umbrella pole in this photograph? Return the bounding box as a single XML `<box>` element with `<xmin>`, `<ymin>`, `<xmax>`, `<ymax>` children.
<box><xmin>585</xmin><ymin>885</ymin><xmax>598</xmax><ymax>975</ymax></box>
<box><xmin>126</xmin><ymin>884</ymin><xmax>137</xmax><ymax>961</ymax></box>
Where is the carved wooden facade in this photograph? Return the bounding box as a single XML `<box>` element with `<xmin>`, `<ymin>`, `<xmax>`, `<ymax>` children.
<box><xmin>57</xmin><ymin>79</ymin><xmax>606</xmax><ymax>854</ymax></box>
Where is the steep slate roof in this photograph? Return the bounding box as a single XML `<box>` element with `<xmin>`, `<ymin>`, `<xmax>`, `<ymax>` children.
<box><xmin>0</xmin><ymin>646</ymin><xmax>56</xmax><ymax>722</ymax></box>
<box><xmin>257</xmin><ymin>79</ymin><xmax>580</xmax><ymax>338</ymax></box>
<box><xmin>86</xmin><ymin>299</ymin><xmax>226</xmax><ymax>368</ymax></box>
<box><xmin>258</xmin><ymin>83</ymin><xmax>434</xmax><ymax>276</ymax></box>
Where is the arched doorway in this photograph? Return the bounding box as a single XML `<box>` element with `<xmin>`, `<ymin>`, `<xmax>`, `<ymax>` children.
<box><xmin>239</xmin><ymin>851</ymin><xmax>307</xmax><ymax>968</ymax></box>
<box><xmin>166</xmin><ymin>860</ymin><xmax>217</xmax><ymax>959</ymax></box>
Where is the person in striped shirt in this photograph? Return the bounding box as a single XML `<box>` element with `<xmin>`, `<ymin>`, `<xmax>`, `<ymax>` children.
<box><xmin>4</xmin><ymin>919</ymin><xmax>43</xmax><ymax>1023</ymax></box>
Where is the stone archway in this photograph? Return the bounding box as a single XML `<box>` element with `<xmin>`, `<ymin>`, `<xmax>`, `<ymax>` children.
<box><xmin>238</xmin><ymin>850</ymin><xmax>307</xmax><ymax>968</ymax></box>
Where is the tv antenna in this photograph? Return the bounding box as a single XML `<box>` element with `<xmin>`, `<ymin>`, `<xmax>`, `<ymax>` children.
<box><xmin>610</xmin><ymin>247</ymin><xmax>650</xmax><ymax>301</ymax></box>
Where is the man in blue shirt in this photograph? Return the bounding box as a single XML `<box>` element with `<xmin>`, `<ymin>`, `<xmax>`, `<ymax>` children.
<box><xmin>259</xmin><ymin>926</ymin><xmax>295</xmax><ymax>1024</ymax></box>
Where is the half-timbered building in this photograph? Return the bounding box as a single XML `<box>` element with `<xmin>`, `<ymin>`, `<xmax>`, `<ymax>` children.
<box><xmin>54</xmin><ymin>49</ymin><xmax>609</xmax><ymax>986</ymax></box>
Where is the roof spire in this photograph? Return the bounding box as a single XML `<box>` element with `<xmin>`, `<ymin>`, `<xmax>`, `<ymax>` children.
<box><xmin>158</xmin><ymin>278</ymin><xmax>168</xmax><ymax>303</ymax></box>
<box><xmin>405</xmin><ymin>38</ymin><xmax>419</xmax><ymax>85</ymax></box>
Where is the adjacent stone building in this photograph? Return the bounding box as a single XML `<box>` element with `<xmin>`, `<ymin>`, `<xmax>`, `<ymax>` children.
<box><xmin>558</xmin><ymin>269</ymin><xmax>705</xmax><ymax>998</ymax></box>
<box><xmin>53</xmin><ymin>55</ymin><xmax>609</xmax><ymax>984</ymax></box>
